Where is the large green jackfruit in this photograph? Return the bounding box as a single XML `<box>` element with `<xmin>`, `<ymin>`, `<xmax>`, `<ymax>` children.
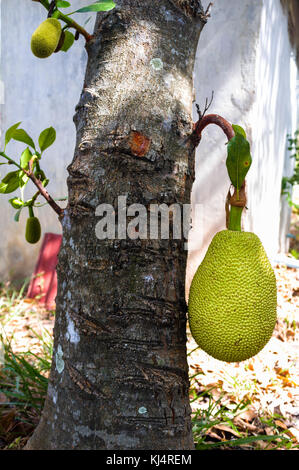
<box><xmin>188</xmin><ymin>230</ymin><xmax>277</xmax><ymax>362</ymax></box>
<box><xmin>31</xmin><ymin>18</ymin><xmax>62</xmax><ymax>58</ymax></box>
<box><xmin>25</xmin><ymin>217</ymin><xmax>41</xmax><ymax>244</ymax></box>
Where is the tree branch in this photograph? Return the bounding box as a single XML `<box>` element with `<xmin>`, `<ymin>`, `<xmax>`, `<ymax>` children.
<box><xmin>25</xmin><ymin>163</ymin><xmax>64</xmax><ymax>217</ymax></box>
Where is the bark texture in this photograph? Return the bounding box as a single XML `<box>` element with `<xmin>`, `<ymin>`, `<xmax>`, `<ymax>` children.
<box><xmin>27</xmin><ymin>0</ymin><xmax>205</xmax><ymax>450</ymax></box>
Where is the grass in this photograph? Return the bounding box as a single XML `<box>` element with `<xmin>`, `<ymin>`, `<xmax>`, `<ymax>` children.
<box><xmin>0</xmin><ymin>279</ymin><xmax>298</xmax><ymax>450</ymax></box>
<box><xmin>0</xmin><ymin>280</ymin><xmax>53</xmax><ymax>449</ymax></box>
<box><xmin>0</xmin><ymin>333</ymin><xmax>52</xmax><ymax>449</ymax></box>
<box><xmin>189</xmin><ymin>374</ymin><xmax>298</xmax><ymax>450</ymax></box>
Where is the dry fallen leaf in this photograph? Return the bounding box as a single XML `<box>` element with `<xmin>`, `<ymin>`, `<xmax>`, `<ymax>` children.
<box><xmin>233</xmin><ymin>416</ymin><xmax>258</xmax><ymax>432</ymax></box>
<box><xmin>274</xmin><ymin>419</ymin><xmax>288</xmax><ymax>430</ymax></box>
<box><xmin>213</xmin><ymin>424</ymin><xmax>242</xmax><ymax>438</ymax></box>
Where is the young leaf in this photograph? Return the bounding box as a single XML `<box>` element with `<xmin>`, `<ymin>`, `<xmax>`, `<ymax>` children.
<box><xmin>4</xmin><ymin>122</ymin><xmax>22</xmax><ymax>149</ymax></box>
<box><xmin>226</xmin><ymin>133</ymin><xmax>252</xmax><ymax>195</ymax></box>
<box><xmin>61</xmin><ymin>31</ymin><xmax>75</xmax><ymax>52</ymax></box>
<box><xmin>38</xmin><ymin>127</ymin><xmax>56</xmax><ymax>152</ymax></box>
<box><xmin>14</xmin><ymin>208</ymin><xmax>22</xmax><ymax>222</ymax></box>
<box><xmin>11</xmin><ymin>129</ymin><xmax>36</xmax><ymax>150</ymax></box>
<box><xmin>56</xmin><ymin>1</ymin><xmax>71</xmax><ymax>7</ymax></box>
<box><xmin>9</xmin><ymin>197</ymin><xmax>24</xmax><ymax>209</ymax></box>
<box><xmin>20</xmin><ymin>147</ymin><xmax>33</xmax><ymax>169</ymax></box>
<box><xmin>232</xmin><ymin>124</ymin><xmax>247</xmax><ymax>139</ymax></box>
<box><xmin>0</xmin><ymin>171</ymin><xmax>21</xmax><ymax>194</ymax></box>
<box><xmin>71</xmin><ymin>1</ymin><xmax>116</xmax><ymax>14</ymax></box>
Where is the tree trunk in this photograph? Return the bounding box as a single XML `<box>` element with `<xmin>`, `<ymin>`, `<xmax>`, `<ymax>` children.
<box><xmin>27</xmin><ymin>0</ymin><xmax>205</xmax><ymax>450</ymax></box>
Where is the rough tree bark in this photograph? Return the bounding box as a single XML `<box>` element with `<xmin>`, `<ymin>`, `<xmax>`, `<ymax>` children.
<box><xmin>27</xmin><ymin>0</ymin><xmax>206</xmax><ymax>450</ymax></box>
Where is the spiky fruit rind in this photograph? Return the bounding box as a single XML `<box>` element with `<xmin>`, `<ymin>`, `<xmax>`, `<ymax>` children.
<box><xmin>188</xmin><ymin>230</ymin><xmax>277</xmax><ymax>362</ymax></box>
<box><xmin>25</xmin><ymin>217</ymin><xmax>41</xmax><ymax>244</ymax></box>
<box><xmin>31</xmin><ymin>19</ymin><xmax>62</xmax><ymax>58</ymax></box>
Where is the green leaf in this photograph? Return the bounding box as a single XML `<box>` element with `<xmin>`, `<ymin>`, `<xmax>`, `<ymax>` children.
<box><xmin>9</xmin><ymin>197</ymin><xmax>24</xmax><ymax>209</ymax></box>
<box><xmin>19</xmin><ymin>170</ymin><xmax>29</xmax><ymax>188</ymax></box>
<box><xmin>38</xmin><ymin>127</ymin><xmax>56</xmax><ymax>152</ymax></box>
<box><xmin>4</xmin><ymin>122</ymin><xmax>22</xmax><ymax>149</ymax></box>
<box><xmin>232</xmin><ymin>124</ymin><xmax>246</xmax><ymax>139</ymax></box>
<box><xmin>61</xmin><ymin>31</ymin><xmax>75</xmax><ymax>52</ymax></box>
<box><xmin>56</xmin><ymin>0</ymin><xmax>71</xmax><ymax>7</ymax></box>
<box><xmin>72</xmin><ymin>1</ymin><xmax>116</xmax><ymax>14</ymax></box>
<box><xmin>11</xmin><ymin>129</ymin><xmax>36</xmax><ymax>150</ymax></box>
<box><xmin>14</xmin><ymin>209</ymin><xmax>22</xmax><ymax>222</ymax></box>
<box><xmin>20</xmin><ymin>147</ymin><xmax>33</xmax><ymax>169</ymax></box>
<box><xmin>226</xmin><ymin>133</ymin><xmax>252</xmax><ymax>195</ymax></box>
<box><xmin>0</xmin><ymin>171</ymin><xmax>21</xmax><ymax>194</ymax></box>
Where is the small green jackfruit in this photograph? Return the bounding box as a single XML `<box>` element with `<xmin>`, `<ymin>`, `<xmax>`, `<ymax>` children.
<box><xmin>188</xmin><ymin>230</ymin><xmax>277</xmax><ymax>363</ymax></box>
<box><xmin>25</xmin><ymin>217</ymin><xmax>41</xmax><ymax>244</ymax></box>
<box><xmin>31</xmin><ymin>18</ymin><xmax>62</xmax><ymax>58</ymax></box>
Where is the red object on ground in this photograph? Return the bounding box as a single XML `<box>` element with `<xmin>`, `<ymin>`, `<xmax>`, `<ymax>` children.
<box><xmin>27</xmin><ymin>233</ymin><xmax>62</xmax><ymax>310</ymax></box>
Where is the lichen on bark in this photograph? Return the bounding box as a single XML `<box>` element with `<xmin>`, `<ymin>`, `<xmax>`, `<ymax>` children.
<box><xmin>26</xmin><ymin>0</ymin><xmax>205</xmax><ymax>450</ymax></box>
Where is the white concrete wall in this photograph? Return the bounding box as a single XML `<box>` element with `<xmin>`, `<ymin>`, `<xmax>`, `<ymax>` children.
<box><xmin>186</xmin><ymin>0</ymin><xmax>298</xmax><ymax>295</ymax></box>
<box><xmin>248</xmin><ymin>0</ymin><xmax>298</xmax><ymax>253</ymax></box>
<box><xmin>0</xmin><ymin>0</ymin><xmax>95</xmax><ymax>280</ymax></box>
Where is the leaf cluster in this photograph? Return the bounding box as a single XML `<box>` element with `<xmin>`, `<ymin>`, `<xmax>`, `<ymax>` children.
<box><xmin>0</xmin><ymin>123</ymin><xmax>56</xmax><ymax>221</ymax></box>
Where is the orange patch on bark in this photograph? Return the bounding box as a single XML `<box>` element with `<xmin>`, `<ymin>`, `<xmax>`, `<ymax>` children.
<box><xmin>130</xmin><ymin>131</ymin><xmax>151</xmax><ymax>157</ymax></box>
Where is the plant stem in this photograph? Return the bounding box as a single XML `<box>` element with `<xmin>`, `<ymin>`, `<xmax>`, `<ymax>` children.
<box><xmin>25</xmin><ymin>171</ymin><xmax>64</xmax><ymax>217</ymax></box>
<box><xmin>228</xmin><ymin>205</ymin><xmax>243</xmax><ymax>231</ymax></box>
<box><xmin>226</xmin><ymin>182</ymin><xmax>247</xmax><ymax>231</ymax></box>
<box><xmin>28</xmin><ymin>206</ymin><xmax>35</xmax><ymax>218</ymax></box>
<box><xmin>0</xmin><ymin>151</ymin><xmax>23</xmax><ymax>170</ymax></box>
<box><xmin>193</xmin><ymin>114</ymin><xmax>235</xmax><ymax>144</ymax></box>
<box><xmin>35</xmin><ymin>0</ymin><xmax>92</xmax><ymax>42</ymax></box>
<box><xmin>31</xmin><ymin>190</ymin><xmax>42</xmax><ymax>206</ymax></box>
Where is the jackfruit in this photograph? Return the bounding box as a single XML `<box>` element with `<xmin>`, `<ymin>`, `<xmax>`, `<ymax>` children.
<box><xmin>31</xmin><ymin>18</ymin><xmax>62</xmax><ymax>58</ymax></box>
<box><xmin>188</xmin><ymin>230</ymin><xmax>277</xmax><ymax>362</ymax></box>
<box><xmin>25</xmin><ymin>217</ymin><xmax>41</xmax><ymax>244</ymax></box>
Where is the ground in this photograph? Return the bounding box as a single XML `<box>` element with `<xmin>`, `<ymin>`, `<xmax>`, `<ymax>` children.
<box><xmin>0</xmin><ymin>260</ymin><xmax>298</xmax><ymax>450</ymax></box>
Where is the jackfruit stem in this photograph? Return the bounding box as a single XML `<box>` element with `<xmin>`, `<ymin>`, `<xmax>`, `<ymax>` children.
<box><xmin>228</xmin><ymin>206</ymin><xmax>243</xmax><ymax>231</ymax></box>
<box><xmin>28</xmin><ymin>206</ymin><xmax>34</xmax><ymax>218</ymax></box>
